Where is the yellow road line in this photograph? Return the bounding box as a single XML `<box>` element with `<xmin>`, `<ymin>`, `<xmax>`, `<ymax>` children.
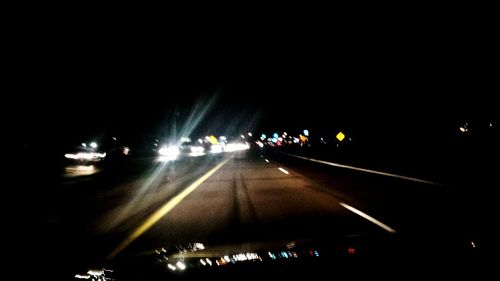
<box><xmin>108</xmin><ymin>158</ymin><xmax>231</xmax><ymax>259</ymax></box>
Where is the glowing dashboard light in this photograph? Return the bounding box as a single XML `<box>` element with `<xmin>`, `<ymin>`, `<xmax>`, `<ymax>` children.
<box><xmin>248</xmin><ymin>132</ymin><xmax>252</xmax><ymax>136</ymax></box>
<box><xmin>206</xmin><ymin>258</ymin><xmax>212</xmax><ymax>266</ymax></box>
<box><xmin>176</xmin><ymin>261</ymin><xmax>186</xmax><ymax>270</ymax></box>
<box><xmin>194</xmin><ymin>243</ymin><xmax>205</xmax><ymax>250</ymax></box>
<box><xmin>246</xmin><ymin>253</ymin><xmax>259</xmax><ymax>260</ymax></box>
<box><xmin>200</xmin><ymin>259</ymin><xmax>206</xmax><ymax>266</ymax></box>
<box><xmin>256</xmin><ymin>141</ymin><xmax>264</xmax><ymax>148</ymax></box>
<box><xmin>236</xmin><ymin>254</ymin><xmax>246</xmax><ymax>261</ymax></box>
<box><xmin>233</xmin><ymin>253</ymin><xmax>260</xmax><ymax>262</ymax></box>
<box><xmin>87</xmin><ymin>270</ymin><xmax>104</xmax><ymax>276</ymax></box>
<box><xmin>167</xmin><ymin>264</ymin><xmax>176</xmax><ymax>271</ymax></box>
<box><xmin>223</xmin><ymin>256</ymin><xmax>231</xmax><ymax>263</ymax></box>
<box><xmin>81</xmin><ymin>143</ymin><xmax>87</xmax><ymax>147</ymax></box>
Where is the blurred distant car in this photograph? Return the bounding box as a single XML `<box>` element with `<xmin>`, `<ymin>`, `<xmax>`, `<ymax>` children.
<box><xmin>179</xmin><ymin>141</ymin><xmax>194</xmax><ymax>154</ymax></box>
<box><xmin>64</xmin><ymin>147</ymin><xmax>106</xmax><ymax>164</ymax></box>
<box><xmin>180</xmin><ymin>141</ymin><xmax>206</xmax><ymax>156</ymax></box>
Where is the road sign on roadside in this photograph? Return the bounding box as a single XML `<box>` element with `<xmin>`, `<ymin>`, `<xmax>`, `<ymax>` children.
<box><xmin>336</xmin><ymin>132</ymin><xmax>345</xmax><ymax>142</ymax></box>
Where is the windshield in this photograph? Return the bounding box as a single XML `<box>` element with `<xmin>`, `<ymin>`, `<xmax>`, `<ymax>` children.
<box><xmin>11</xmin><ymin>22</ymin><xmax>497</xmax><ymax>280</ymax></box>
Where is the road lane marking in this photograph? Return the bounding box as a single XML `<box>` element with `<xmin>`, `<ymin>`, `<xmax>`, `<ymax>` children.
<box><xmin>339</xmin><ymin>202</ymin><xmax>397</xmax><ymax>233</ymax></box>
<box><xmin>108</xmin><ymin>158</ymin><xmax>231</xmax><ymax>259</ymax></box>
<box><xmin>278</xmin><ymin>167</ymin><xmax>289</xmax><ymax>175</ymax></box>
<box><xmin>282</xmin><ymin>152</ymin><xmax>441</xmax><ymax>186</ymax></box>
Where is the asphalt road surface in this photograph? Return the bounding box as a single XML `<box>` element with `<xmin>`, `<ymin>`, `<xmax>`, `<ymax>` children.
<box><xmin>15</xmin><ymin>148</ymin><xmax>490</xmax><ymax>278</ymax></box>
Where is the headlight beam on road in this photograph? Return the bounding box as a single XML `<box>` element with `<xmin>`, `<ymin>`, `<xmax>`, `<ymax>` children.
<box><xmin>108</xmin><ymin>158</ymin><xmax>231</xmax><ymax>259</ymax></box>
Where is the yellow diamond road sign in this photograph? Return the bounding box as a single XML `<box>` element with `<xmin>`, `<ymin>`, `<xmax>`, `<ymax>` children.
<box><xmin>336</xmin><ymin>132</ymin><xmax>345</xmax><ymax>142</ymax></box>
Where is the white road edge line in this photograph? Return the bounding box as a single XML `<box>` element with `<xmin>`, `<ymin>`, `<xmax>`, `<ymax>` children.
<box><xmin>282</xmin><ymin>152</ymin><xmax>441</xmax><ymax>186</ymax></box>
<box><xmin>340</xmin><ymin>202</ymin><xmax>397</xmax><ymax>234</ymax></box>
<box><xmin>108</xmin><ymin>158</ymin><xmax>231</xmax><ymax>259</ymax></box>
<box><xmin>278</xmin><ymin>167</ymin><xmax>289</xmax><ymax>174</ymax></box>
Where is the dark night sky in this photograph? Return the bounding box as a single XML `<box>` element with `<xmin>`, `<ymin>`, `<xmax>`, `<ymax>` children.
<box><xmin>8</xmin><ymin>19</ymin><xmax>497</xmax><ymax>149</ymax></box>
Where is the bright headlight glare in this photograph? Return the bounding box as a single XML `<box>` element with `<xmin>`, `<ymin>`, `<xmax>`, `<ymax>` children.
<box><xmin>158</xmin><ymin>146</ymin><xmax>180</xmax><ymax>159</ymax></box>
<box><xmin>65</xmin><ymin>152</ymin><xmax>106</xmax><ymax>160</ymax></box>
<box><xmin>224</xmin><ymin>143</ymin><xmax>250</xmax><ymax>152</ymax></box>
<box><xmin>210</xmin><ymin>144</ymin><xmax>223</xmax><ymax>153</ymax></box>
<box><xmin>190</xmin><ymin>146</ymin><xmax>205</xmax><ymax>153</ymax></box>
